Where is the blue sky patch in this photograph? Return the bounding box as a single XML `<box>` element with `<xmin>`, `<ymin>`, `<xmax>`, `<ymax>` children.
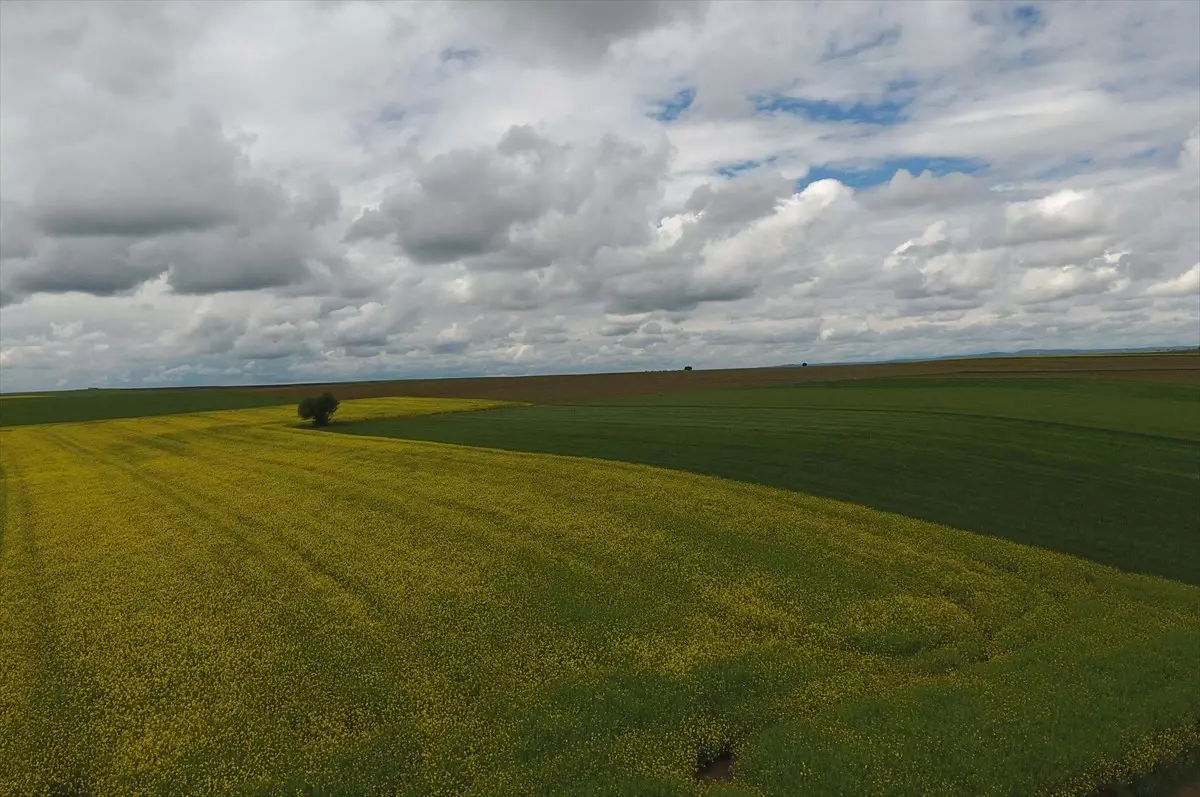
<box><xmin>794</xmin><ymin>156</ymin><xmax>988</xmax><ymax>192</ymax></box>
<box><xmin>651</xmin><ymin>88</ymin><xmax>695</xmax><ymax>122</ymax></box>
<box><xmin>1013</xmin><ymin>5</ymin><xmax>1044</xmax><ymax>36</ymax></box>
<box><xmin>375</xmin><ymin>104</ymin><xmax>406</xmax><ymax>125</ymax></box>
<box><xmin>753</xmin><ymin>93</ymin><xmax>910</xmax><ymax>126</ymax></box>
<box><xmin>823</xmin><ymin>28</ymin><xmax>901</xmax><ymax>60</ymax></box>
<box><xmin>1024</xmin><ymin>145</ymin><xmax>1171</xmax><ymax>181</ymax></box>
<box><xmin>440</xmin><ymin>47</ymin><xmax>479</xmax><ymax>63</ymax></box>
<box><xmin>1023</xmin><ymin>155</ymin><xmax>1093</xmax><ymax>181</ymax></box>
<box><xmin>715</xmin><ymin>156</ymin><xmax>777</xmax><ymax>178</ymax></box>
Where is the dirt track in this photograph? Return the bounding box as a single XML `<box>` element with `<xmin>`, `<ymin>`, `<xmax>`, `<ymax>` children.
<box><xmin>245</xmin><ymin>353</ymin><xmax>1200</xmax><ymax>404</ymax></box>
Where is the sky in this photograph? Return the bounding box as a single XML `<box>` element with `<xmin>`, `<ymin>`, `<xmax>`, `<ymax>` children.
<box><xmin>0</xmin><ymin>0</ymin><xmax>1197</xmax><ymax>391</ymax></box>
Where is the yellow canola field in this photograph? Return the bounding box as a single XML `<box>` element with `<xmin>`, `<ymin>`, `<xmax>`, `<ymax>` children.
<box><xmin>1</xmin><ymin>402</ymin><xmax>1198</xmax><ymax>796</ymax></box>
<box><xmin>92</xmin><ymin>395</ymin><xmax>521</xmax><ymax>430</ymax></box>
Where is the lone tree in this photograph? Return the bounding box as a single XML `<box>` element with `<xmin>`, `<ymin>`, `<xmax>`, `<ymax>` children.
<box><xmin>684</xmin><ymin>365</ymin><xmax>693</xmax><ymax>371</ymax></box>
<box><xmin>298</xmin><ymin>392</ymin><xmax>340</xmax><ymax>427</ymax></box>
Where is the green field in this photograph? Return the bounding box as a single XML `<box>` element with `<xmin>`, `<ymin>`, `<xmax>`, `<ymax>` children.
<box><xmin>3</xmin><ymin>370</ymin><xmax>1199</xmax><ymax>795</ymax></box>
<box><xmin>331</xmin><ymin>378</ymin><xmax>1200</xmax><ymax>586</ymax></box>
<box><xmin>0</xmin><ymin>388</ymin><xmax>292</xmax><ymax>427</ymax></box>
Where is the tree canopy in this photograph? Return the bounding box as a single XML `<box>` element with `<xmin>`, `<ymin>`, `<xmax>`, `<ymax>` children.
<box><xmin>298</xmin><ymin>393</ymin><xmax>339</xmax><ymax>427</ymax></box>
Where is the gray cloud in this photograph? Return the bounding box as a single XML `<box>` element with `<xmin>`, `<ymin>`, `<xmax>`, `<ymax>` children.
<box><xmin>861</xmin><ymin>169</ymin><xmax>990</xmax><ymax>210</ymax></box>
<box><xmin>465</xmin><ymin>0</ymin><xmax>708</xmax><ymax>62</ymax></box>
<box><xmin>684</xmin><ymin>170</ymin><xmax>795</xmax><ymax>236</ymax></box>
<box><xmin>231</xmin><ymin>319</ymin><xmax>318</xmax><ymax>361</ymax></box>
<box><xmin>326</xmin><ymin>301</ymin><xmax>417</xmax><ymax>348</ymax></box>
<box><xmin>607</xmin><ymin>276</ymin><xmax>758</xmax><ymax>315</ymax></box>
<box><xmin>187</xmin><ymin>316</ymin><xmax>245</xmax><ymax>356</ymax></box>
<box><xmin>879</xmin><ymin>221</ymin><xmax>999</xmax><ymax>303</ymax></box>
<box><xmin>0</xmin><ymin>1</ymin><xmax>1197</xmax><ymax>391</ymax></box>
<box><xmin>0</xmin><ymin>201</ymin><xmax>40</xmax><ymax>259</ymax></box>
<box><xmin>348</xmin><ymin>126</ymin><xmax>679</xmax><ymax>316</ymax></box>
<box><xmin>31</xmin><ymin>117</ymin><xmax>242</xmax><ymax>238</ymax></box>
<box><xmin>2</xmin><ymin>117</ymin><xmax>344</xmax><ymax>304</ymax></box>
<box><xmin>349</xmin><ymin>126</ymin><xmax>669</xmax><ymax>271</ymax></box>
<box><xmin>7</xmin><ymin>236</ymin><xmax>166</xmax><ymax>297</ymax></box>
<box><xmin>1003</xmin><ymin>189</ymin><xmax>1105</xmax><ymax>245</ymax></box>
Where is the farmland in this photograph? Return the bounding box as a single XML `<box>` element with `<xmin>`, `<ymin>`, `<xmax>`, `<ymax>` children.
<box><xmin>243</xmin><ymin>351</ymin><xmax>1200</xmax><ymax>404</ymax></box>
<box><xmin>0</xmin><ymin>388</ymin><xmax>294</xmax><ymax>428</ymax></box>
<box><xmin>332</xmin><ymin>378</ymin><xmax>1200</xmax><ymax>585</ymax></box>
<box><xmin>2</xmin><ymin>358</ymin><xmax>1199</xmax><ymax>796</ymax></box>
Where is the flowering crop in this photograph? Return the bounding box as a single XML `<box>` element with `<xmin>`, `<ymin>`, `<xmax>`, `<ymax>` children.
<box><xmin>1</xmin><ymin>398</ymin><xmax>1197</xmax><ymax>796</ymax></box>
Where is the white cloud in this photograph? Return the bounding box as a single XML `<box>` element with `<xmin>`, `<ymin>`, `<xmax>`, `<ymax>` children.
<box><xmin>0</xmin><ymin>0</ymin><xmax>1197</xmax><ymax>391</ymax></box>
<box><xmin>1181</xmin><ymin>128</ymin><xmax>1200</xmax><ymax>171</ymax></box>
<box><xmin>1015</xmin><ymin>264</ymin><xmax>1125</xmax><ymax>304</ymax></box>
<box><xmin>1005</xmin><ymin>189</ymin><xmax>1104</xmax><ymax>245</ymax></box>
<box><xmin>1145</xmin><ymin>263</ymin><xmax>1200</xmax><ymax>298</ymax></box>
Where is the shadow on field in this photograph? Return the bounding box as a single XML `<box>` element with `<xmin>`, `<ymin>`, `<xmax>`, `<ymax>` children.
<box><xmin>1089</xmin><ymin>740</ymin><xmax>1200</xmax><ymax>797</ymax></box>
<box><xmin>696</xmin><ymin>745</ymin><xmax>736</xmax><ymax>784</ymax></box>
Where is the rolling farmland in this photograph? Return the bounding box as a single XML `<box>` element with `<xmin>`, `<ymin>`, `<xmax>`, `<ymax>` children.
<box><xmin>2</xmin><ymin>362</ymin><xmax>1199</xmax><ymax>795</ymax></box>
<box><xmin>333</xmin><ymin>378</ymin><xmax>1200</xmax><ymax>585</ymax></box>
<box><xmin>3</xmin><ymin>0</ymin><xmax>1197</xmax><ymax>793</ymax></box>
<box><xmin>0</xmin><ymin>388</ymin><xmax>294</xmax><ymax>428</ymax></box>
<box><xmin>243</xmin><ymin>352</ymin><xmax>1200</xmax><ymax>404</ymax></box>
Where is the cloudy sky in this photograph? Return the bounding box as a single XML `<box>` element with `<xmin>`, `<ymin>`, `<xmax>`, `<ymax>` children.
<box><xmin>1</xmin><ymin>0</ymin><xmax>1197</xmax><ymax>391</ymax></box>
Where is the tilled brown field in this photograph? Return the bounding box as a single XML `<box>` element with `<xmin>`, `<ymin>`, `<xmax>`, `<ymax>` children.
<box><xmin>244</xmin><ymin>353</ymin><xmax>1200</xmax><ymax>404</ymax></box>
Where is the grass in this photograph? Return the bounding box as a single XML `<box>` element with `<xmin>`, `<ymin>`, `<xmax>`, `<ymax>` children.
<box><xmin>1</xmin><ymin>400</ymin><xmax>1198</xmax><ymax>795</ymax></box>
<box><xmin>0</xmin><ymin>388</ymin><xmax>294</xmax><ymax>428</ymax></box>
<box><xmin>330</xmin><ymin>378</ymin><xmax>1200</xmax><ymax>586</ymax></box>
